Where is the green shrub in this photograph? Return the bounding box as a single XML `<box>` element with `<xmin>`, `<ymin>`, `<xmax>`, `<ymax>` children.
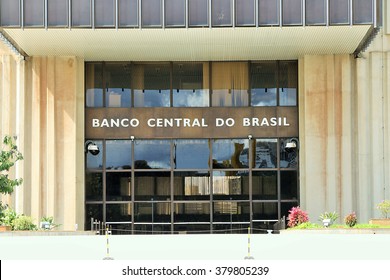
<box><xmin>344</xmin><ymin>212</ymin><xmax>357</xmax><ymax>227</ymax></box>
<box><xmin>319</xmin><ymin>211</ymin><xmax>339</xmax><ymax>225</ymax></box>
<box><xmin>0</xmin><ymin>207</ymin><xmax>18</xmax><ymax>229</ymax></box>
<box><xmin>376</xmin><ymin>200</ymin><xmax>390</xmax><ymax>218</ymax></box>
<box><xmin>13</xmin><ymin>215</ymin><xmax>37</xmax><ymax>231</ymax></box>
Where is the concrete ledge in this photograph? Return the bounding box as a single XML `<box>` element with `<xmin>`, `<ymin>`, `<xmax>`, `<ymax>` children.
<box><xmin>280</xmin><ymin>228</ymin><xmax>390</xmax><ymax>234</ymax></box>
<box><xmin>0</xmin><ymin>231</ymin><xmax>95</xmax><ymax>236</ymax></box>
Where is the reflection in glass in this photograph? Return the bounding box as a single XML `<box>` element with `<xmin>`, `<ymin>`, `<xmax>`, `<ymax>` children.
<box><xmin>212</xmin><ymin>62</ymin><xmax>249</xmax><ymax>107</ymax></box>
<box><xmin>251</xmin><ymin>62</ymin><xmax>277</xmax><ymax>106</ymax></box>
<box><xmin>104</xmin><ymin>63</ymin><xmax>131</xmax><ymax>107</ymax></box>
<box><xmin>329</xmin><ymin>0</ymin><xmax>350</xmax><ymax>25</ymax></box>
<box><xmin>134</xmin><ymin>202</ymin><xmax>171</xmax><ymax>222</ymax></box>
<box><xmin>134</xmin><ymin>140</ymin><xmax>171</xmax><ymax>169</ymax></box>
<box><xmin>281</xmin><ymin>171</ymin><xmax>298</xmax><ymax>199</ymax></box>
<box><xmin>279</xmin><ymin>61</ymin><xmax>297</xmax><ymax>106</ymax></box>
<box><xmin>174</xmin><ymin>203</ymin><xmax>210</xmax><ymax>222</ymax></box>
<box><xmin>85</xmin><ymin>173</ymin><xmax>103</xmax><ymax>201</ymax></box>
<box><xmin>189</xmin><ymin>0</ymin><xmax>209</xmax><ymax>26</ymax></box>
<box><xmin>106</xmin><ymin>172</ymin><xmax>131</xmax><ymax>201</ymax></box>
<box><xmin>213</xmin><ymin>202</ymin><xmax>250</xmax><ymax>222</ymax></box>
<box><xmin>212</xmin><ymin>171</ymin><xmax>249</xmax><ymax>200</ymax></box>
<box><xmin>280</xmin><ymin>138</ymin><xmax>298</xmax><ymax>168</ymax></box>
<box><xmin>353</xmin><ymin>0</ymin><xmax>373</xmax><ymax>24</ymax></box>
<box><xmin>281</xmin><ymin>202</ymin><xmax>298</xmax><ymax>218</ymax></box>
<box><xmin>106</xmin><ymin>140</ymin><xmax>132</xmax><ymax>170</ymax></box>
<box><xmin>86</xmin><ymin>140</ymin><xmax>103</xmax><ymax>169</ymax></box>
<box><xmin>142</xmin><ymin>0</ymin><xmax>162</xmax><ymax>27</ymax></box>
<box><xmin>174</xmin><ymin>140</ymin><xmax>209</xmax><ymax>169</ymax></box>
<box><xmin>258</xmin><ymin>0</ymin><xmax>279</xmax><ymax>26</ymax></box>
<box><xmin>212</xmin><ymin>0</ymin><xmax>232</xmax><ymax>26</ymax></box>
<box><xmin>72</xmin><ymin>0</ymin><xmax>91</xmax><ymax>26</ymax></box>
<box><xmin>0</xmin><ymin>0</ymin><xmax>20</xmax><ymax>26</ymax></box>
<box><xmin>254</xmin><ymin>139</ymin><xmax>277</xmax><ymax>168</ymax></box>
<box><xmin>305</xmin><ymin>0</ymin><xmax>326</xmax><ymax>25</ymax></box>
<box><xmin>134</xmin><ymin>172</ymin><xmax>170</xmax><ymax>200</ymax></box>
<box><xmin>282</xmin><ymin>0</ymin><xmax>302</xmax><ymax>25</ymax></box>
<box><xmin>106</xmin><ymin>204</ymin><xmax>132</xmax><ymax>222</ymax></box>
<box><xmin>174</xmin><ymin>224</ymin><xmax>210</xmax><ymax>234</ymax></box>
<box><xmin>235</xmin><ymin>0</ymin><xmax>255</xmax><ymax>26</ymax></box>
<box><xmin>48</xmin><ymin>0</ymin><xmax>69</xmax><ymax>26</ymax></box>
<box><xmin>165</xmin><ymin>0</ymin><xmax>186</xmax><ymax>27</ymax></box>
<box><xmin>252</xmin><ymin>202</ymin><xmax>278</xmax><ymax>220</ymax></box>
<box><xmin>24</xmin><ymin>0</ymin><xmax>44</xmax><ymax>26</ymax></box>
<box><xmin>212</xmin><ymin>139</ymin><xmax>249</xmax><ymax>168</ymax></box>
<box><xmin>85</xmin><ymin>204</ymin><xmax>103</xmax><ymax>230</ymax></box>
<box><xmin>86</xmin><ymin>63</ymin><xmax>103</xmax><ymax>107</ymax></box>
<box><xmin>119</xmin><ymin>0</ymin><xmax>138</xmax><ymax>27</ymax></box>
<box><xmin>174</xmin><ymin>172</ymin><xmax>210</xmax><ymax>200</ymax></box>
<box><xmin>95</xmin><ymin>0</ymin><xmax>115</xmax><ymax>27</ymax></box>
<box><xmin>252</xmin><ymin>171</ymin><xmax>277</xmax><ymax>200</ymax></box>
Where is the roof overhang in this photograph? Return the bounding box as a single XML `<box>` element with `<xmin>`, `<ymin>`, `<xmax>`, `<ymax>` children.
<box><xmin>1</xmin><ymin>25</ymin><xmax>372</xmax><ymax>61</ymax></box>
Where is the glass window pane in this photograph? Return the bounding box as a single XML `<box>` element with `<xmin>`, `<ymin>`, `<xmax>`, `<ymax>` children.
<box><xmin>235</xmin><ymin>0</ymin><xmax>255</xmax><ymax>26</ymax></box>
<box><xmin>85</xmin><ymin>173</ymin><xmax>103</xmax><ymax>201</ymax></box>
<box><xmin>281</xmin><ymin>171</ymin><xmax>298</xmax><ymax>199</ymax></box>
<box><xmin>376</xmin><ymin>0</ymin><xmax>382</xmax><ymax>27</ymax></box>
<box><xmin>106</xmin><ymin>203</ymin><xmax>132</xmax><ymax>222</ymax></box>
<box><xmin>280</xmin><ymin>138</ymin><xmax>298</xmax><ymax>168</ymax></box>
<box><xmin>251</xmin><ymin>62</ymin><xmax>277</xmax><ymax>106</ymax></box>
<box><xmin>258</xmin><ymin>0</ymin><xmax>279</xmax><ymax>26</ymax></box>
<box><xmin>1</xmin><ymin>0</ymin><xmax>20</xmax><ymax>26</ymax></box>
<box><xmin>165</xmin><ymin>0</ymin><xmax>185</xmax><ymax>26</ymax></box>
<box><xmin>282</xmin><ymin>0</ymin><xmax>302</xmax><ymax>25</ymax></box>
<box><xmin>24</xmin><ymin>0</ymin><xmax>44</xmax><ymax>26</ymax></box>
<box><xmin>353</xmin><ymin>0</ymin><xmax>373</xmax><ymax>24</ymax></box>
<box><xmin>106</xmin><ymin>172</ymin><xmax>132</xmax><ymax>201</ymax></box>
<box><xmin>174</xmin><ymin>224</ymin><xmax>210</xmax><ymax>234</ymax></box>
<box><xmin>253</xmin><ymin>171</ymin><xmax>277</xmax><ymax>200</ymax></box>
<box><xmin>48</xmin><ymin>0</ymin><xmax>69</xmax><ymax>26</ymax></box>
<box><xmin>174</xmin><ymin>140</ymin><xmax>210</xmax><ymax>169</ymax></box>
<box><xmin>134</xmin><ymin>140</ymin><xmax>171</xmax><ymax>169</ymax></box>
<box><xmin>212</xmin><ymin>62</ymin><xmax>249</xmax><ymax>107</ymax></box>
<box><xmin>173</xmin><ymin>63</ymin><xmax>209</xmax><ymax>107</ymax></box>
<box><xmin>189</xmin><ymin>0</ymin><xmax>208</xmax><ymax>26</ymax></box>
<box><xmin>254</xmin><ymin>139</ymin><xmax>277</xmax><ymax>168</ymax></box>
<box><xmin>133</xmin><ymin>64</ymin><xmax>170</xmax><ymax>107</ymax></box>
<box><xmin>174</xmin><ymin>172</ymin><xmax>211</xmax><ymax>200</ymax></box>
<box><xmin>106</xmin><ymin>140</ymin><xmax>132</xmax><ymax>170</ymax></box>
<box><xmin>281</xmin><ymin>202</ymin><xmax>298</xmax><ymax>219</ymax></box>
<box><xmin>142</xmin><ymin>0</ymin><xmax>162</xmax><ymax>27</ymax></box>
<box><xmin>329</xmin><ymin>0</ymin><xmax>350</xmax><ymax>25</ymax></box>
<box><xmin>134</xmin><ymin>202</ymin><xmax>171</xmax><ymax>223</ymax></box>
<box><xmin>95</xmin><ymin>0</ymin><xmax>115</xmax><ymax>27</ymax></box>
<box><xmin>85</xmin><ymin>204</ymin><xmax>103</xmax><ymax>230</ymax></box>
<box><xmin>213</xmin><ymin>202</ymin><xmax>250</xmax><ymax>222</ymax></box>
<box><xmin>104</xmin><ymin>63</ymin><xmax>132</xmax><ymax>108</ymax></box>
<box><xmin>212</xmin><ymin>139</ymin><xmax>249</xmax><ymax>168</ymax></box>
<box><xmin>253</xmin><ymin>202</ymin><xmax>278</xmax><ymax>220</ymax></box>
<box><xmin>279</xmin><ymin>61</ymin><xmax>297</xmax><ymax>106</ymax></box>
<box><xmin>119</xmin><ymin>0</ymin><xmax>138</xmax><ymax>27</ymax></box>
<box><xmin>72</xmin><ymin>0</ymin><xmax>91</xmax><ymax>26</ymax></box>
<box><xmin>305</xmin><ymin>0</ymin><xmax>325</xmax><ymax>25</ymax></box>
<box><xmin>174</xmin><ymin>202</ymin><xmax>210</xmax><ymax>223</ymax></box>
<box><xmin>212</xmin><ymin>0</ymin><xmax>232</xmax><ymax>26</ymax></box>
<box><xmin>212</xmin><ymin>171</ymin><xmax>249</xmax><ymax>200</ymax></box>
<box><xmin>86</xmin><ymin>140</ymin><xmax>103</xmax><ymax>169</ymax></box>
<box><xmin>135</xmin><ymin>172</ymin><xmax>171</xmax><ymax>201</ymax></box>
<box><xmin>86</xmin><ymin>63</ymin><xmax>103</xmax><ymax>107</ymax></box>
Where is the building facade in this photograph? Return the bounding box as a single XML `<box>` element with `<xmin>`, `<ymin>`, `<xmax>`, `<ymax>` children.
<box><xmin>0</xmin><ymin>0</ymin><xmax>388</xmax><ymax>233</ymax></box>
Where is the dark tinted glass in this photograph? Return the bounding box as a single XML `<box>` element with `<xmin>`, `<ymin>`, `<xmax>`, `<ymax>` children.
<box><xmin>134</xmin><ymin>173</ymin><xmax>171</xmax><ymax>201</ymax></box>
<box><xmin>213</xmin><ymin>202</ymin><xmax>250</xmax><ymax>222</ymax></box>
<box><xmin>174</xmin><ymin>140</ymin><xmax>210</xmax><ymax>169</ymax></box>
<box><xmin>48</xmin><ymin>0</ymin><xmax>69</xmax><ymax>26</ymax></box>
<box><xmin>353</xmin><ymin>0</ymin><xmax>373</xmax><ymax>24</ymax></box>
<box><xmin>235</xmin><ymin>0</ymin><xmax>255</xmax><ymax>26</ymax></box>
<box><xmin>1</xmin><ymin>0</ymin><xmax>20</xmax><ymax>26</ymax></box>
<box><xmin>165</xmin><ymin>0</ymin><xmax>186</xmax><ymax>26</ymax></box>
<box><xmin>282</xmin><ymin>0</ymin><xmax>302</xmax><ymax>25</ymax></box>
<box><xmin>86</xmin><ymin>63</ymin><xmax>103</xmax><ymax>107</ymax></box>
<box><xmin>174</xmin><ymin>203</ymin><xmax>210</xmax><ymax>223</ymax></box>
<box><xmin>72</xmin><ymin>0</ymin><xmax>91</xmax><ymax>26</ymax></box>
<box><xmin>104</xmin><ymin>63</ymin><xmax>132</xmax><ymax>108</ymax></box>
<box><xmin>142</xmin><ymin>0</ymin><xmax>162</xmax><ymax>27</ymax></box>
<box><xmin>85</xmin><ymin>173</ymin><xmax>103</xmax><ymax>201</ymax></box>
<box><xmin>251</xmin><ymin>62</ymin><xmax>277</xmax><ymax>106</ymax></box>
<box><xmin>258</xmin><ymin>0</ymin><xmax>279</xmax><ymax>26</ymax></box>
<box><xmin>106</xmin><ymin>204</ymin><xmax>132</xmax><ymax>222</ymax></box>
<box><xmin>212</xmin><ymin>139</ymin><xmax>249</xmax><ymax>168</ymax></box>
<box><xmin>85</xmin><ymin>204</ymin><xmax>103</xmax><ymax>229</ymax></box>
<box><xmin>280</xmin><ymin>138</ymin><xmax>298</xmax><ymax>168</ymax></box>
<box><xmin>24</xmin><ymin>0</ymin><xmax>44</xmax><ymax>26</ymax></box>
<box><xmin>174</xmin><ymin>172</ymin><xmax>211</xmax><ymax>200</ymax></box>
<box><xmin>95</xmin><ymin>0</ymin><xmax>115</xmax><ymax>27</ymax></box>
<box><xmin>253</xmin><ymin>202</ymin><xmax>278</xmax><ymax>220</ymax></box>
<box><xmin>86</xmin><ymin>140</ymin><xmax>103</xmax><ymax>169</ymax></box>
<box><xmin>134</xmin><ymin>202</ymin><xmax>171</xmax><ymax>223</ymax></box>
<box><xmin>254</xmin><ymin>139</ymin><xmax>277</xmax><ymax>168</ymax></box>
<box><xmin>305</xmin><ymin>0</ymin><xmax>326</xmax><ymax>25</ymax></box>
<box><xmin>119</xmin><ymin>0</ymin><xmax>138</xmax><ymax>27</ymax></box>
<box><xmin>281</xmin><ymin>171</ymin><xmax>298</xmax><ymax>199</ymax></box>
<box><xmin>279</xmin><ymin>61</ymin><xmax>297</xmax><ymax>106</ymax></box>
<box><xmin>329</xmin><ymin>0</ymin><xmax>350</xmax><ymax>25</ymax></box>
<box><xmin>134</xmin><ymin>140</ymin><xmax>171</xmax><ymax>169</ymax></box>
<box><xmin>189</xmin><ymin>0</ymin><xmax>209</xmax><ymax>26</ymax></box>
<box><xmin>106</xmin><ymin>172</ymin><xmax>132</xmax><ymax>201</ymax></box>
<box><xmin>106</xmin><ymin>140</ymin><xmax>132</xmax><ymax>170</ymax></box>
<box><xmin>252</xmin><ymin>171</ymin><xmax>277</xmax><ymax>200</ymax></box>
<box><xmin>212</xmin><ymin>171</ymin><xmax>249</xmax><ymax>200</ymax></box>
<box><xmin>212</xmin><ymin>0</ymin><xmax>232</xmax><ymax>26</ymax></box>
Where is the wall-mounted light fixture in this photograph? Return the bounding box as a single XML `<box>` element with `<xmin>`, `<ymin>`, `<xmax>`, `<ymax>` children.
<box><xmin>248</xmin><ymin>134</ymin><xmax>253</xmax><ymax>140</ymax></box>
<box><xmin>130</xmin><ymin>136</ymin><xmax>135</xmax><ymax>141</ymax></box>
<box><xmin>284</xmin><ymin>137</ymin><xmax>299</xmax><ymax>151</ymax></box>
<box><xmin>85</xmin><ymin>141</ymin><xmax>100</xmax><ymax>156</ymax></box>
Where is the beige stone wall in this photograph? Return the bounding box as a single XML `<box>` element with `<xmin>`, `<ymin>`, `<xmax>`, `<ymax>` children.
<box><xmin>0</xmin><ymin>53</ymin><xmax>85</xmax><ymax>230</ymax></box>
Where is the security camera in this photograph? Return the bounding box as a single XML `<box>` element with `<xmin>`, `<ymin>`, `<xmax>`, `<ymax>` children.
<box><xmin>284</xmin><ymin>138</ymin><xmax>299</xmax><ymax>152</ymax></box>
<box><xmin>248</xmin><ymin>134</ymin><xmax>253</xmax><ymax>140</ymax></box>
<box><xmin>85</xmin><ymin>141</ymin><xmax>100</xmax><ymax>156</ymax></box>
<box><xmin>130</xmin><ymin>136</ymin><xmax>135</xmax><ymax>141</ymax></box>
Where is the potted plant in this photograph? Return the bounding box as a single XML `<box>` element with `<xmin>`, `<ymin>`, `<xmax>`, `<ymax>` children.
<box><xmin>370</xmin><ymin>200</ymin><xmax>390</xmax><ymax>226</ymax></box>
